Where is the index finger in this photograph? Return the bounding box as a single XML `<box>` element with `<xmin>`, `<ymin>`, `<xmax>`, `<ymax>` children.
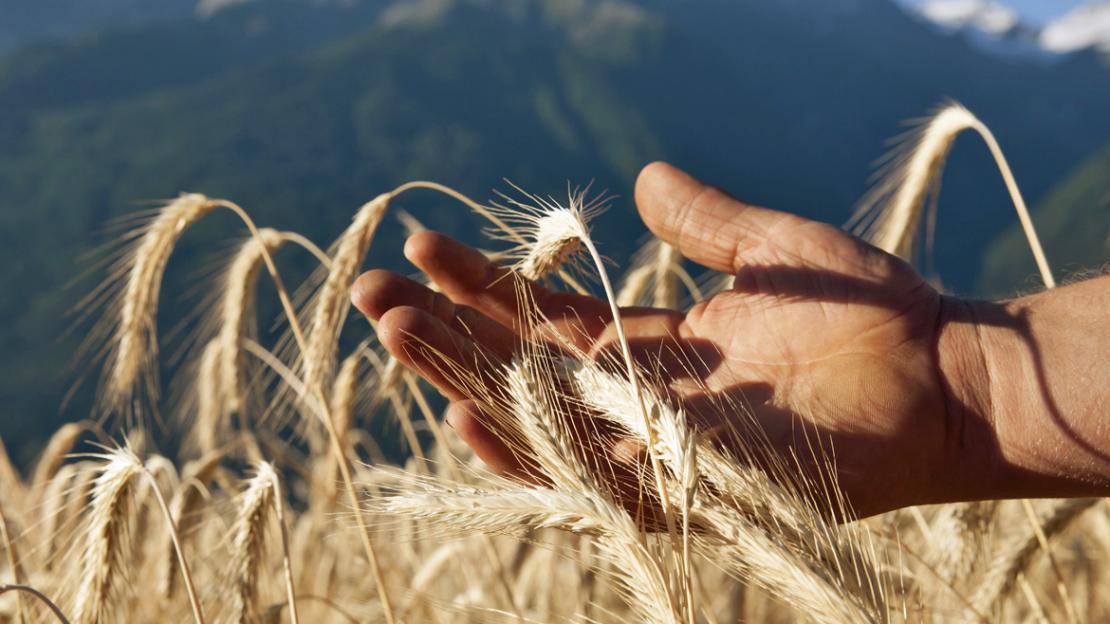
<box><xmin>403</xmin><ymin>230</ymin><xmax>613</xmax><ymax>350</ymax></box>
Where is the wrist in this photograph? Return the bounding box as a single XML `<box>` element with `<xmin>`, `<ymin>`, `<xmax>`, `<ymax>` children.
<box><xmin>935</xmin><ymin>295</ymin><xmax>1005</xmax><ymax>502</ymax></box>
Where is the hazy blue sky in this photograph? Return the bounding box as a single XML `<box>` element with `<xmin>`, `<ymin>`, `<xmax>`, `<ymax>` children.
<box><xmin>901</xmin><ymin>0</ymin><xmax>1089</xmax><ymax>25</ymax></box>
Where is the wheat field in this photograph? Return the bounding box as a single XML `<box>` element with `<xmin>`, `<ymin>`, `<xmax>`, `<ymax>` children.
<box><xmin>0</xmin><ymin>102</ymin><xmax>1105</xmax><ymax>624</ymax></box>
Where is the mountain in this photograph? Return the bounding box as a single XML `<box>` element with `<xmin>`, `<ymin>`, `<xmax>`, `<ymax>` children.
<box><xmin>1040</xmin><ymin>3</ymin><xmax>1110</xmax><ymax>54</ymax></box>
<box><xmin>2</xmin><ymin>0</ymin><xmax>1110</xmax><ymax>459</ymax></box>
<box><xmin>903</xmin><ymin>0</ymin><xmax>1110</xmax><ymax>61</ymax></box>
<box><xmin>979</xmin><ymin>143</ymin><xmax>1110</xmax><ymax>295</ymax></box>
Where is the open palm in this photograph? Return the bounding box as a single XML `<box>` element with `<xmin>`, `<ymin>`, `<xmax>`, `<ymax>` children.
<box><xmin>352</xmin><ymin>162</ymin><xmax>979</xmax><ymax>518</ymax></box>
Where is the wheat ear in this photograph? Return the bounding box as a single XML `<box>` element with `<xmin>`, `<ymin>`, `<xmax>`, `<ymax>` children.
<box><xmin>490</xmin><ymin>186</ymin><xmax>683</xmax><ymax>575</ymax></box>
<box><xmin>154</xmin><ymin>193</ymin><xmax>396</xmax><ymax>622</ymax></box>
<box><xmin>193</xmin><ymin>340</ymin><xmax>223</xmax><ymax>456</ymax></box>
<box><xmin>72</xmin><ymin>448</ymin><xmax>143</xmax><ymax>624</ymax></box>
<box><xmin>96</xmin><ymin>194</ymin><xmax>218</xmax><ymax>414</ymax></box>
<box><xmin>215</xmin><ymin>228</ymin><xmax>286</xmax><ymax>415</ymax></box>
<box><xmin>160</xmin><ymin>451</ymin><xmax>224</xmax><ymax>598</ymax></box>
<box><xmin>241</xmin><ymin>339</ymin><xmax>395</xmax><ymax>622</ymax></box>
<box><xmin>229</xmin><ymin>462</ymin><xmax>278</xmax><ymax>623</ymax></box>
<box><xmin>301</xmin><ymin>194</ymin><xmax>390</xmax><ymax>397</ymax></box>
<box><xmin>972</xmin><ymin>498</ymin><xmax>1097</xmax><ymax>614</ymax></box>
<box><xmin>31</xmin><ymin>423</ymin><xmax>84</xmax><ymax>489</ymax></box>
<box><xmin>617</xmin><ymin>239</ymin><xmax>688</xmax><ymax>308</ymax></box>
<box><xmin>0</xmin><ymin>437</ymin><xmax>21</xmax><ymax>509</ymax></box>
<box><xmin>388</xmin><ymin>180</ymin><xmax>588</xmax><ymax>294</ymax></box>
<box><xmin>851</xmin><ymin>102</ymin><xmax>1054</xmax><ymax>287</ymax></box>
<box><xmin>930</xmin><ymin>501</ymin><xmax>998</xmax><ymax>586</ymax></box>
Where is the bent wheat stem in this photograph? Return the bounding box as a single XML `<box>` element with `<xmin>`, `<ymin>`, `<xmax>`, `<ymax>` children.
<box><xmin>0</xmin><ymin>585</ymin><xmax>70</xmax><ymax>624</ymax></box>
<box><xmin>242</xmin><ymin>340</ymin><xmax>394</xmax><ymax>623</ymax></box>
<box><xmin>140</xmin><ymin>468</ymin><xmax>204</xmax><ymax>624</ymax></box>
<box><xmin>210</xmin><ymin>197</ymin><xmax>395</xmax><ymax>622</ymax></box>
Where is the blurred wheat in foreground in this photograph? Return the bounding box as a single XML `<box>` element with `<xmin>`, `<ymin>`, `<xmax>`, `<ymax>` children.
<box><xmin>0</xmin><ymin>101</ymin><xmax>1103</xmax><ymax>624</ymax></box>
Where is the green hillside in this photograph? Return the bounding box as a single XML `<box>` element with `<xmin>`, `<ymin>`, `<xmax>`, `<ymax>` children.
<box><xmin>979</xmin><ymin>144</ymin><xmax>1110</xmax><ymax>296</ymax></box>
<box><xmin>3</xmin><ymin>0</ymin><xmax>1110</xmax><ymax>460</ymax></box>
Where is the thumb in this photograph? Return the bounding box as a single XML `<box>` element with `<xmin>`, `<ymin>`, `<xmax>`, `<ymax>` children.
<box><xmin>634</xmin><ymin>161</ymin><xmax>806</xmax><ymax>274</ymax></box>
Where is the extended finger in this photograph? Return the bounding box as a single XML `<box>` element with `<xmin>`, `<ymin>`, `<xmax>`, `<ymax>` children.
<box><xmin>376</xmin><ymin>306</ymin><xmax>507</xmax><ymax>402</ymax></box>
<box><xmin>403</xmin><ymin>230</ymin><xmax>612</xmax><ymax>348</ymax></box>
<box><xmin>444</xmin><ymin>400</ymin><xmax>532</xmax><ymax>479</ymax></box>
<box><xmin>351</xmin><ymin>269</ymin><xmax>517</xmax><ymax>361</ymax></box>
<box><xmin>634</xmin><ymin>161</ymin><xmax>809</xmax><ymax>274</ymax></box>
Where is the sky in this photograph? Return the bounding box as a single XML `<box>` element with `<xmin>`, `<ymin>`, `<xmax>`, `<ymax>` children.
<box><xmin>899</xmin><ymin>0</ymin><xmax>1089</xmax><ymax>25</ymax></box>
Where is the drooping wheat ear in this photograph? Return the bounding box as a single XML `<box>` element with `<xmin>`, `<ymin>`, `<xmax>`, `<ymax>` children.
<box><xmin>160</xmin><ymin>450</ymin><xmax>223</xmax><ymax>598</ymax></box>
<box><xmin>0</xmin><ymin>436</ymin><xmax>21</xmax><ymax>508</ymax></box>
<box><xmin>330</xmin><ymin>347</ymin><xmax>363</xmax><ymax>452</ymax></box>
<box><xmin>60</xmin><ymin>464</ymin><xmax>98</xmax><ymax>567</ymax></box>
<box><xmin>193</xmin><ymin>340</ymin><xmax>223</xmax><ymax>457</ymax></box>
<box><xmin>95</xmin><ymin>194</ymin><xmax>219</xmax><ymax>415</ymax></box>
<box><xmin>229</xmin><ymin>462</ymin><xmax>279</xmax><ymax>624</ymax></box>
<box><xmin>617</xmin><ymin>239</ymin><xmax>693</xmax><ymax>309</ymax></box>
<box><xmin>39</xmin><ymin>463</ymin><xmax>79</xmax><ymax>570</ymax></box>
<box><xmin>930</xmin><ymin>501</ymin><xmax>999</xmax><ymax>586</ymax></box>
<box><xmin>972</xmin><ymin>498</ymin><xmax>1098</xmax><ymax>615</ymax></box>
<box><xmin>301</xmin><ymin>193</ymin><xmax>390</xmax><ymax>398</ymax></box>
<box><xmin>216</xmin><ymin>228</ymin><xmax>287</xmax><ymax>416</ymax></box>
<box><xmin>320</xmin><ymin>348</ymin><xmax>364</xmax><ymax>500</ymax></box>
<box><xmin>850</xmin><ymin>102</ymin><xmax>1055</xmax><ymax>287</ymax></box>
<box><xmin>72</xmin><ymin>448</ymin><xmax>143</xmax><ymax>624</ymax></box>
<box><xmin>31</xmin><ymin>423</ymin><xmax>85</xmax><ymax>489</ymax></box>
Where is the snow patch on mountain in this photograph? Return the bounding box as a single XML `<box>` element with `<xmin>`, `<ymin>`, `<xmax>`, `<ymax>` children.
<box><xmin>918</xmin><ymin>0</ymin><xmax>1019</xmax><ymax>35</ymax></box>
<box><xmin>1040</xmin><ymin>3</ymin><xmax>1110</xmax><ymax>52</ymax></box>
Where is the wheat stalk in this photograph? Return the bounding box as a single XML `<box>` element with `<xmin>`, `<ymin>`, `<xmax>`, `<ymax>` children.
<box><xmin>850</xmin><ymin>102</ymin><xmax>1054</xmax><ymax>287</ymax></box>
<box><xmin>160</xmin><ymin>450</ymin><xmax>223</xmax><ymax>598</ymax></box>
<box><xmin>0</xmin><ymin>585</ymin><xmax>71</xmax><ymax>624</ymax></box>
<box><xmin>488</xmin><ymin>185</ymin><xmax>685</xmax><ymax>588</ymax></box>
<box><xmin>139</xmin><ymin>462</ymin><xmax>204</xmax><ymax>624</ymax></box>
<box><xmin>72</xmin><ymin>448</ymin><xmax>143</xmax><ymax>624</ymax></box>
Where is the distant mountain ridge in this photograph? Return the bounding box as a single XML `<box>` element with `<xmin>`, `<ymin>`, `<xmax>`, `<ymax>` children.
<box><xmin>2</xmin><ymin>0</ymin><xmax>1109</xmax><ymax>458</ymax></box>
<box><xmin>904</xmin><ymin>0</ymin><xmax>1110</xmax><ymax>61</ymax></box>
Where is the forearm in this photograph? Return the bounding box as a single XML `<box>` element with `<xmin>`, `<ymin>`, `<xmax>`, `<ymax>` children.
<box><xmin>943</xmin><ymin>275</ymin><xmax>1110</xmax><ymax>501</ymax></box>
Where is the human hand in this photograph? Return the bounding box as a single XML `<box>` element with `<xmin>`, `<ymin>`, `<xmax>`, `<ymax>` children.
<box><xmin>351</xmin><ymin>162</ymin><xmax>995</xmax><ymax>518</ymax></box>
